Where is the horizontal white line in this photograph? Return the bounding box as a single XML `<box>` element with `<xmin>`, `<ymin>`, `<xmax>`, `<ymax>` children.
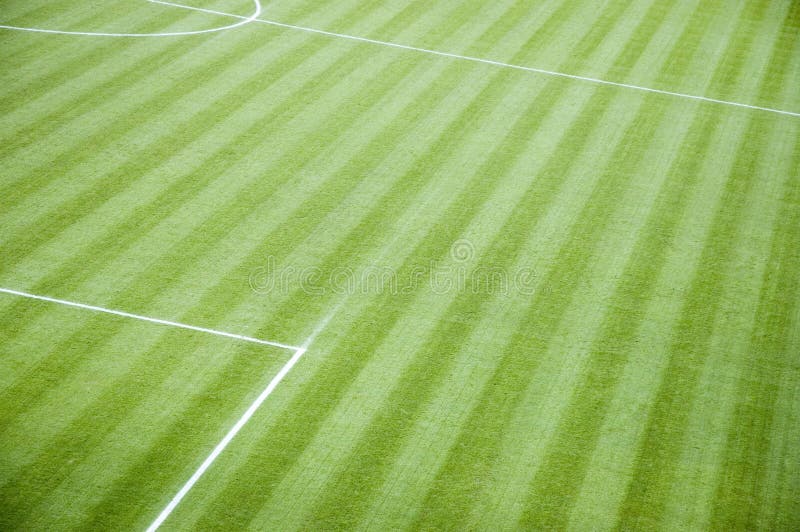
<box><xmin>0</xmin><ymin>287</ymin><xmax>300</xmax><ymax>351</ymax></box>
<box><xmin>161</xmin><ymin>1</ymin><xmax>800</xmax><ymax>119</ymax></box>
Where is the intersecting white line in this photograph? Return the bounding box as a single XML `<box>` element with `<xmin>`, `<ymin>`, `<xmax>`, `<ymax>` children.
<box><xmin>157</xmin><ymin>0</ymin><xmax>800</xmax><ymax>119</ymax></box>
<box><xmin>0</xmin><ymin>286</ymin><xmax>314</xmax><ymax>530</ymax></box>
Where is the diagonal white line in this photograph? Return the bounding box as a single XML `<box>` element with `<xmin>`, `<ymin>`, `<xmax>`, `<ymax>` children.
<box><xmin>0</xmin><ymin>287</ymin><xmax>300</xmax><ymax>351</ymax></box>
<box><xmin>146</xmin><ymin>346</ymin><xmax>307</xmax><ymax>531</ymax></box>
<box><xmin>156</xmin><ymin>0</ymin><xmax>800</xmax><ymax>119</ymax></box>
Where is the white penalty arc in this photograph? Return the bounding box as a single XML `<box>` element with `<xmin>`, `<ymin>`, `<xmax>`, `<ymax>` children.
<box><xmin>0</xmin><ymin>0</ymin><xmax>261</xmax><ymax>38</ymax></box>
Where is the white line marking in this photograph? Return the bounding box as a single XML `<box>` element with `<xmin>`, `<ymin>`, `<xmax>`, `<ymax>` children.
<box><xmin>159</xmin><ymin>0</ymin><xmax>800</xmax><ymax>118</ymax></box>
<box><xmin>0</xmin><ymin>0</ymin><xmax>261</xmax><ymax>37</ymax></box>
<box><xmin>146</xmin><ymin>345</ymin><xmax>307</xmax><ymax>532</ymax></box>
<box><xmin>0</xmin><ymin>287</ymin><xmax>300</xmax><ymax>351</ymax></box>
<box><xmin>0</xmin><ymin>286</ymin><xmax>333</xmax><ymax>530</ymax></box>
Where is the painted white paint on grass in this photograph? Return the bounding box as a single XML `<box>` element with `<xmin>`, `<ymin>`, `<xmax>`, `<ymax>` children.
<box><xmin>146</xmin><ymin>345</ymin><xmax>307</xmax><ymax>531</ymax></box>
<box><xmin>0</xmin><ymin>287</ymin><xmax>299</xmax><ymax>351</ymax></box>
<box><xmin>147</xmin><ymin>304</ymin><xmax>339</xmax><ymax>530</ymax></box>
<box><xmin>157</xmin><ymin>0</ymin><xmax>800</xmax><ymax>119</ymax></box>
<box><xmin>0</xmin><ymin>286</ymin><xmax>337</xmax><ymax>530</ymax></box>
<box><xmin>0</xmin><ymin>0</ymin><xmax>261</xmax><ymax>37</ymax></box>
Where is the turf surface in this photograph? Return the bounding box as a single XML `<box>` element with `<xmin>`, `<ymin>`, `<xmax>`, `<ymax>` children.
<box><xmin>1</xmin><ymin>0</ymin><xmax>799</xmax><ymax>529</ymax></box>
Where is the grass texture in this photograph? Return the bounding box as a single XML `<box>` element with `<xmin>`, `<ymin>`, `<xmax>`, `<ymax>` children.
<box><xmin>0</xmin><ymin>0</ymin><xmax>798</xmax><ymax>529</ymax></box>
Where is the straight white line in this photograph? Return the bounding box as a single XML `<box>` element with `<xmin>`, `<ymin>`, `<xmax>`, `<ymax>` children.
<box><xmin>146</xmin><ymin>345</ymin><xmax>307</xmax><ymax>532</ymax></box>
<box><xmin>160</xmin><ymin>0</ymin><xmax>800</xmax><ymax>119</ymax></box>
<box><xmin>0</xmin><ymin>287</ymin><xmax>300</xmax><ymax>351</ymax></box>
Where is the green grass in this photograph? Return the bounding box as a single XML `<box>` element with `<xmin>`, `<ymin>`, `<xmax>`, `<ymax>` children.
<box><xmin>1</xmin><ymin>0</ymin><xmax>798</xmax><ymax>529</ymax></box>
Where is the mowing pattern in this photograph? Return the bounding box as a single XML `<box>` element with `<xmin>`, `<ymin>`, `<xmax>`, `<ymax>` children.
<box><xmin>1</xmin><ymin>0</ymin><xmax>798</xmax><ymax>529</ymax></box>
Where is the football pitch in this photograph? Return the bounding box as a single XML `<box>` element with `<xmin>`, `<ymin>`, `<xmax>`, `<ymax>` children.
<box><xmin>1</xmin><ymin>0</ymin><xmax>798</xmax><ymax>529</ymax></box>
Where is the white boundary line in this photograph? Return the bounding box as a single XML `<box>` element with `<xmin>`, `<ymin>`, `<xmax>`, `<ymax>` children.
<box><xmin>0</xmin><ymin>287</ymin><xmax>299</xmax><ymax>350</ymax></box>
<box><xmin>0</xmin><ymin>0</ymin><xmax>261</xmax><ymax>37</ymax></box>
<box><xmin>0</xmin><ymin>286</ymin><xmax>318</xmax><ymax>530</ymax></box>
<box><xmin>157</xmin><ymin>0</ymin><xmax>800</xmax><ymax>119</ymax></box>
<box><xmin>146</xmin><ymin>345</ymin><xmax>306</xmax><ymax>531</ymax></box>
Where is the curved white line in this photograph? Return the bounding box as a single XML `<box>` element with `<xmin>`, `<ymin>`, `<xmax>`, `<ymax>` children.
<box><xmin>0</xmin><ymin>0</ymin><xmax>261</xmax><ymax>37</ymax></box>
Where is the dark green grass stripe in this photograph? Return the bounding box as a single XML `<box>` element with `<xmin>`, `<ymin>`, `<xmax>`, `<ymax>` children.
<box><xmin>705</xmin><ymin>1</ymin><xmax>769</xmax><ymax>100</ymax></box>
<box><xmin>0</xmin><ymin>0</ymin><xmax>432</xmax><ymax>396</ymax></box>
<box><xmin>708</xmin><ymin>134</ymin><xmax>800</xmax><ymax>530</ymax></box>
<box><xmin>414</xmin><ymin>93</ymin><xmax>668</xmax><ymax>530</ymax></box>
<box><xmin>757</xmin><ymin>2</ymin><xmax>800</xmax><ymax>111</ymax></box>
<box><xmin>462</xmin><ymin>0</ymin><xmax>558</xmax><ymax>58</ymax></box>
<box><xmin>614</xmin><ymin>110</ymin><xmax>773</xmax><ymax>530</ymax></box>
<box><xmin>515</xmin><ymin>105</ymin><xmax>719</xmax><ymax>529</ymax></box>
<box><xmin>297</xmin><ymin>77</ymin><xmax>575</xmax><ymax>531</ymax></box>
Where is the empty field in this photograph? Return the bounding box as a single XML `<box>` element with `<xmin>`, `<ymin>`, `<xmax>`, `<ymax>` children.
<box><xmin>1</xmin><ymin>0</ymin><xmax>798</xmax><ymax>530</ymax></box>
